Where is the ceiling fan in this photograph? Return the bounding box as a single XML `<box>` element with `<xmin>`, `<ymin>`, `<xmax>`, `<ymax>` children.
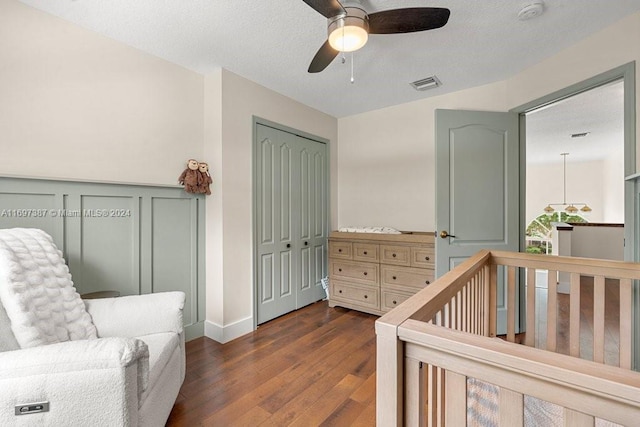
<box><xmin>303</xmin><ymin>0</ymin><xmax>451</xmax><ymax>73</ymax></box>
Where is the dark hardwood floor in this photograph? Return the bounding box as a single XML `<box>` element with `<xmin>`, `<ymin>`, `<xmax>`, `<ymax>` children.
<box><xmin>167</xmin><ymin>301</ymin><xmax>378</xmax><ymax>426</ymax></box>
<box><xmin>167</xmin><ymin>277</ymin><xmax>622</xmax><ymax>426</ymax></box>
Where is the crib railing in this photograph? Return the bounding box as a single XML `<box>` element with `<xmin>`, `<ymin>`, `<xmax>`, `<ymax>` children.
<box><xmin>375</xmin><ymin>250</ymin><xmax>640</xmax><ymax>426</ymax></box>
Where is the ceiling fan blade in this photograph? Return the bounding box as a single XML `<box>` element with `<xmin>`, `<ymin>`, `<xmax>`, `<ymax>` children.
<box><xmin>302</xmin><ymin>0</ymin><xmax>345</xmax><ymax>18</ymax></box>
<box><xmin>308</xmin><ymin>40</ymin><xmax>339</xmax><ymax>73</ymax></box>
<box><xmin>368</xmin><ymin>7</ymin><xmax>450</xmax><ymax>34</ymax></box>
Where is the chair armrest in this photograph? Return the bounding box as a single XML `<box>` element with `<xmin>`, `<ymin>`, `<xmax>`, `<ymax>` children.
<box><xmin>84</xmin><ymin>291</ymin><xmax>185</xmax><ymax>338</ymax></box>
<box><xmin>0</xmin><ymin>338</ymin><xmax>149</xmax><ymax>426</ymax></box>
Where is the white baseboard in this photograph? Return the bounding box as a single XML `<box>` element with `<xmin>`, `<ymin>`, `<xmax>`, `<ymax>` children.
<box><xmin>204</xmin><ymin>316</ymin><xmax>254</xmax><ymax>344</ymax></box>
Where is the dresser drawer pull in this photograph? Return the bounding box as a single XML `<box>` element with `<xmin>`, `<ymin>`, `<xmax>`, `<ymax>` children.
<box><xmin>426</xmin><ymin>280</ymin><xmax>430</xmax><ymax>285</ymax></box>
<box><xmin>392</xmin><ymin>276</ymin><xmax>397</xmax><ymax>280</ymax></box>
<box><xmin>339</xmin><ymin>290</ymin><xmax>343</xmax><ymax>294</ymax></box>
<box><xmin>363</xmin><ymin>251</ymin><xmax>368</xmax><ymax>255</ymax></box>
<box><xmin>338</xmin><ymin>249</ymin><xmax>342</xmax><ymax>252</ymax></box>
<box><xmin>338</xmin><ymin>268</ymin><xmax>342</xmax><ymax>272</ymax></box>
<box><xmin>425</xmin><ymin>256</ymin><xmax>430</xmax><ymax>261</ymax></box>
<box><xmin>364</xmin><ymin>295</ymin><xmax>368</xmax><ymax>299</ymax></box>
<box><xmin>363</xmin><ymin>272</ymin><xmax>367</xmax><ymax>276</ymax></box>
<box><xmin>392</xmin><ymin>300</ymin><xmax>397</xmax><ymax>305</ymax></box>
<box><xmin>392</xmin><ymin>253</ymin><xmax>397</xmax><ymax>258</ymax></box>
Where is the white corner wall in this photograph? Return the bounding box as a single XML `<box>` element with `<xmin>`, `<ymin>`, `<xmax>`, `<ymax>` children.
<box><xmin>0</xmin><ymin>0</ymin><xmax>204</xmax><ymax>185</ymax></box>
<box><xmin>203</xmin><ymin>69</ymin><xmax>338</xmax><ymax>341</ymax></box>
<box><xmin>338</xmin><ymin>81</ymin><xmax>509</xmax><ymax>231</ymax></box>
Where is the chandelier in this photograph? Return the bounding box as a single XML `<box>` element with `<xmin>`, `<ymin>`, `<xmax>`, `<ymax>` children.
<box><xmin>542</xmin><ymin>152</ymin><xmax>592</xmax><ymax>216</ymax></box>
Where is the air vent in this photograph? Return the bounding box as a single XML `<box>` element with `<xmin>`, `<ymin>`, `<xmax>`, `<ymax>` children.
<box><xmin>571</xmin><ymin>132</ymin><xmax>590</xmax><ymax>138</ymax></box>
<box><xmin>410</xmin><ymin>76</ymin><xmax>441</xmax><ymax>91</ymax></box>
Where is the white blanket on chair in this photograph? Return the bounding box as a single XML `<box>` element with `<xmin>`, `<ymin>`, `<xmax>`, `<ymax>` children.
<box><xmin>0</xmin><ymin>228</ymin><xmax>97</xmax><ymax>348</ymax></box>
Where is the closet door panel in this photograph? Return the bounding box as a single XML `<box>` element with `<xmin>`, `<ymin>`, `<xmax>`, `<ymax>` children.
<box><xmin>296</xmin><ymin>136</ymin><xmax>327</xmax><ymax>307</ymax></box>
<box><xmin>256</xmin><ymin>124</ymin><xmax>296</xmax><ymax>323</ymax></box>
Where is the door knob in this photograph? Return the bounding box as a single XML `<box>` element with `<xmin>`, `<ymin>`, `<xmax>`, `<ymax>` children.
<box><xmin>440</xmin><ymin>230</ymin><xmax>456</xmax><ymax>239</ymax></box>
<box><xmin>286</xmin><ymin>243</ymin><xmax>291</xmax><ymax>248</ymax></box>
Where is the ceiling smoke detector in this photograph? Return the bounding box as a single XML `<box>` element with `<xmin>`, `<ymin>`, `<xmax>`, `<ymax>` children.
<box><xmin>518</xmin><ymin>2</ymin><xmax>545</xmax><ymax>21</ymax></box>
<box><xmin>410</xmin><ymin>76</ymin><xmax>442</xmax><ymax>91</ymax></box>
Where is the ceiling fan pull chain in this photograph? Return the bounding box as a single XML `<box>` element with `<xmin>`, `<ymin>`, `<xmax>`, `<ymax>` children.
<box><xmin>350</xmin><ymin>52</ymin><xmax>354</xmax><ymax>83</ymax></box>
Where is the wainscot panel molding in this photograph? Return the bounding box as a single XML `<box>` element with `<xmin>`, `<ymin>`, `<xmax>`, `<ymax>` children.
<box><xmin>0</xmin><ymin>176</ymin><xmax>206</xmax><ymax>340</ymax></box>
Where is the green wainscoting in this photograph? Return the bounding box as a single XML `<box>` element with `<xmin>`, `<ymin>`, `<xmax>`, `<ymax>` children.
<box><xmin>0</xmin><ymin>176</ymin><xmax>206</xmax><ymax>340</ymax></box>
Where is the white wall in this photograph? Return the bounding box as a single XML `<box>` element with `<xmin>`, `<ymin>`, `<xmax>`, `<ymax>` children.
<box><xmin>571</xmin><ymin>225</ymin><xmax>625</xmax><ymax>261</ymax></box>
<box><xmin>526</xmin><ymin>157</ymin><xmax>624</xmax><ymax>226</ymax></box>
<box><xmin>203</xmin><ymin>69</ymin><xmax>338</xmax><ymax>341</ymax></box>
<box><xmin>338</xmin><ymin>81</ymin><xmax>509</xmax><ymax>231</ymax></box>
<box><xmin>603</xmin><ymin>148</ymin><xmax>625</xmax><ymax>223</ymax></box>
<box><xmin>527</xmin><ymin>160</ymin><xmax>602</xmax><ymax>225</ymax></box>
<box><xmin>338</xmin><ymin>12</ymin><xmax>640</xmax><ymax>233</ymax></box>
<box><xmin>0</xmin><ymin>0</ymin><xmax>204</xmax><ymax>185</ymax></box>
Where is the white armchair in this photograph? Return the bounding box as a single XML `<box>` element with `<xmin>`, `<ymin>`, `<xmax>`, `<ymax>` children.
<box><xmin>0</xmin><ymin>228</ymin><xmax>185</xmax><ymax>426</ymax></box>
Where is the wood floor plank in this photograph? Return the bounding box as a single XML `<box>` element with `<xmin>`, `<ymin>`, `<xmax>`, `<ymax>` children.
<box><xmin>286</xmin><ymin>374</ymin><xmax>366</xmax><ymax>426</ymax></box>
<box><xmin>350</xmin><ymin>373</ymin><xmax>376</xmax><ymax>404</ymax></box>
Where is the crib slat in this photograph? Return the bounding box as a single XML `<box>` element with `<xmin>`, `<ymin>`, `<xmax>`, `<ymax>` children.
<box><xmin>525</xmin><ymin>268</ymin><xmax>536</xmax><ymax>347</ymax></box>
<box><xmin>427</xmin><ymin>364</ymin><xmax>437</xmax><ymax>427</ymax></box>
<box><xmin>500</xmin><ymin>388</ymin><xmax>524</xmax><ymax>426</ymax></box>
<box><xmin>569</xmin><ymin>272</ymin><xmax>581</xmax><ymax>358</ymax></box>
<box><xmin>620</xmin><ymin>278</ymin><xmax>632</xmax><ymax>369</ymax></box>
<box><xmin>484</xmin><ymin>265</ymin><xmax>491</xmax><ymax>336</ymax></box>
<box><xmin>547</xmin><ymin>270</ymin><xmax>558</xmax><ymax>352</ymax></box>
<box><xmin>593</xmin><ymin>276</ymin><xmax>605</xmax><ymax>364</ymax></box>
<box><xmin>564</xmin><ymin>408</ymin><xmax>595</xmax><ymax>426</ymax></box>
<box><xmin>463</xmin><ymin>283</ymin><xmax>469</xmax><ymax>332</ymax></box>
<box><xmin>405</xmin><ymin>358</ymin><xmax>425</xmax><ymax>427</ymax></box>
<box><xmin>489</xmin><ymin>264</ymin><xmax>498</xmax><ymax>337</ymax></box>
<box><xmin>444</xmin><ymin>371</ymin><xmax>466</xmax><ymax>426</ymax></box>
<box><xmin>437</xmin><ymin>367</ymin><xmax>445</xmax><ymax>426</ymax></box>
<box><xmin>456</xmin><ymin>290</ymin><xmax>462</xmax><ymax>331</ymax></box>
<box><xmin>507</xmin><ymin>266</ymin><xmax>516</xmax><ymax>343</ymax></box>
<box><xmin>472</xmin><ymin>276</ymin><xmax>477</xmax><ymax>334</ymax></box>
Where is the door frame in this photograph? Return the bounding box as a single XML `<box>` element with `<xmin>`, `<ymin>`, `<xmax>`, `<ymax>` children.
<box><xmin>511</xmin><ymin>62</ymin><xmax>636</xmax><ymax>364</ymax></box>
<box><xmin>251</xmin><ymin>116</ymin><xmax>331</xmax><ymax>328</ymax></box>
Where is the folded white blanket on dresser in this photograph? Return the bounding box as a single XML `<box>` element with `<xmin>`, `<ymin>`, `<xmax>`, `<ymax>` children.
<box><xmin>338</xmin><ymin>226</ymin><xmax>401</xmax><ymax>234</ymax></box>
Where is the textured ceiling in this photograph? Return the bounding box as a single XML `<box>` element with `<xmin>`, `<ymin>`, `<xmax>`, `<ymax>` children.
<box><xmin>17</xmin><ymin>0</ymin><xmax>640</xmax><ymax>118</ymax></box>
<box><xmin>527</xmin><ymin>80</ymin><xmax>624</xmax><ymax>164</ymax></box>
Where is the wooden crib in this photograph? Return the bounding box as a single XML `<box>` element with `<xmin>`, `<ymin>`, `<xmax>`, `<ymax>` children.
<box><xmin>376</xmin><ymin>250</ymin><xmax>640</xmax><ymax>426</ymax></box>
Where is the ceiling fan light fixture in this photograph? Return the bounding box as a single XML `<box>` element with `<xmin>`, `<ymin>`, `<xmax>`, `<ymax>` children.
<box><xmin>327</xmin><ymin>8</ymin><xmax>369</xmax><ymax>52</ymax></box>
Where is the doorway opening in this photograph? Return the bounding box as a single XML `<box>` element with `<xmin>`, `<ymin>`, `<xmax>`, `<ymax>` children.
<box><xmin>525</xmin><ymin>79</ymin><xmax>625</xmax><ymax>260</ymax></box>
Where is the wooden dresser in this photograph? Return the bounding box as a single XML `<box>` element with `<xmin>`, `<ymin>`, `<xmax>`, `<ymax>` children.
<box><xmin>328</xmin><ymin>231</ymin><xmax>435</xmax><ymax>315</ymax></box>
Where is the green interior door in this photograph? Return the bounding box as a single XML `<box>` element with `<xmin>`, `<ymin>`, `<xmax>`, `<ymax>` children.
<box><xmin>435</xmin><ymin>109</ymin><xmax>520</xmax><ymax>334</ymax></box>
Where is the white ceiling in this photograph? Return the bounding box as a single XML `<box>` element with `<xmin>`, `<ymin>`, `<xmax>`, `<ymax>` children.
<box><xmin>526</xmin><ymin>80</ymin><xmax>625</xmax><ymax>164</ymax></box>
<box><xmin>18</xmin><ymin>0</ymin><xmax>640</xmax><ymax>118</ymax></box>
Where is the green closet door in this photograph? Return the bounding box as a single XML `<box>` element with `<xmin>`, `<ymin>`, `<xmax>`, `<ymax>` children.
<box><xmin>256</xmin><ymin>123</ymin><xmax>328</xmax><ymax>324</ymax></box>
